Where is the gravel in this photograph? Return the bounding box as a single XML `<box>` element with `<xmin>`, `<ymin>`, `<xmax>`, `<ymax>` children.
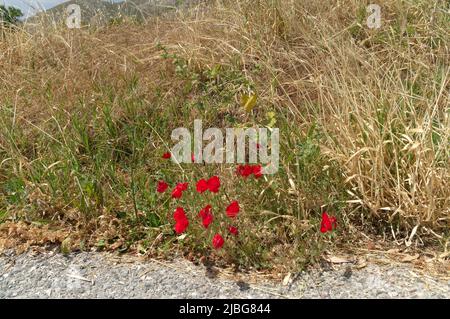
<box><xmin>0</xmin><ymin>250</ymin><xmax>448</xmax><ymax>299</ymax></box>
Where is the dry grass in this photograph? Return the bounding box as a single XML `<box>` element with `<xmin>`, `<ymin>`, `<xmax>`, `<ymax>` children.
<box><xmin>0</xmin><ymin>0</ymin><xmax>448</xmax><ymax>269</ymax></box>
<box><xmin>169</xmin><ymin>0</ymin><xmax>450</xmax><ymax>231</ymax></box>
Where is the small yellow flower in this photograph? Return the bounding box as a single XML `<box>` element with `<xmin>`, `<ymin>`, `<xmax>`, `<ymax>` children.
<box><xmin>240</xmin><ymin>94</ymin><xmax>258</xmax><ymax>112</ymax></box>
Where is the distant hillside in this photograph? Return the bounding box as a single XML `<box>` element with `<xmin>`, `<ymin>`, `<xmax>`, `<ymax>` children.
<box><xmin>28</xmin><ymin>0</ymin><xmax>196</xmax><ymax>26</ymax></box>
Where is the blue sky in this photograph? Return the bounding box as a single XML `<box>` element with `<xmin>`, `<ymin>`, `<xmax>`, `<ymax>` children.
<box><xmin>1</xmin><ymin>0</ymin><xmax>124</xmax><ymax>18</ymax></box>
<box><xmin>1</xmin><ymin>1</ymin><xmax>68</xmax><ymax>17</ymax></box>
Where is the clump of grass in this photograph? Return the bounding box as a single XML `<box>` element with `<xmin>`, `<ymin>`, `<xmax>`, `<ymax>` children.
<box><xmin>164</xmin><ymin>0</ymin><xmax>449</xmax><ymax>240</ymax></box>
<box><xmin>0</xmin><ymin>0</ymin><xmax>448</xmax><ymax>270</ymax></box>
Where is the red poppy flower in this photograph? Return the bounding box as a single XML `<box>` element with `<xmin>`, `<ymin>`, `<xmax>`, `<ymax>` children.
<box><xmin>191</xmin><ymin>153</ymin><xmax>196</xmax><ymax>163</ymax></box>
<box><xmin>228</xmin><ymin>226</ymin><xmax>238</xmax><ymax>236</ymax></box>
<box><xmin>175</xmin><ymin>218</ymin><xmax>189</xmax><ymax>234</ymax></box>
<box><xmin>198</xmin><ymin>205</ymin><xmax>213</xmax><ymax>228</ymax></box>
<box><xmin>207</xmin><ymin>176</ymin><xmax>220</xmax><ymax>193</ymax></box>
<box><xmin>173</xmin><ymin>207</ymin><xmax>187</xmax><ymax>222</ymax></box>
<box><xmin>253</xmin><ymin>165</ymin><xmax>263</xmax><ymax>178</ymax></box>
<box><xmin>171</xmin><ymin>182</ymin><xmax>188</xmax><ymax>199</ymax></box>
<box><xmin>173</xmin><ymin>207</ymin><xmax>189</xmax><ymax>234</ymax></box>
<box><xmin>162</xmin><ymin>152</ymin><xmax>171</xmax><ymax>159</ymax></box>
<box><xmin>198</xmin><ymin>205</ymin><xmax>212</xmax><ymax>219</ymax></box>
<box><xmin>202</xmin><ymin>212</ymin><xmax>213</xmax><ymax>228</ymax></box>
<box><xmin>196</xmin><ymin>179</ymin><xmax>208</xmax><ymax>193</ymax></box>
<box><xmin>171</xmin><ymin>187</ymin><xmax>183</xmax><ymax>199</ymax></box>
<box><xmin>212</xmin><ymin>234</ymin><xmax>224</xmax><ymax>249</ymax></box>
<box><xmin>236</xmin><ymin>165</ymin><xmax>253</xmax><ymax>177</ymax></box>
<box><xmin>156</xmin><ymin>181</ymin><xmax>169</xmax><ymax>193</ymax></box>
<box><xmin>320</xmin><ymin>212</ymin><xmax>337</xmax><ymax>233</ymax></box>
<box><xmin>226</xmin><ymin>200</ymin><xmax>240</xmax><ymax>218</ymax></box>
